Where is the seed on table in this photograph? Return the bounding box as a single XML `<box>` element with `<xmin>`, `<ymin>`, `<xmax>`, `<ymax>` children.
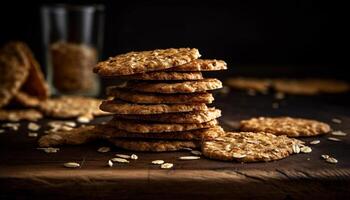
<box><xmin>130</xmin><ymin>154</ymin><xmax>138</xmax><ymax>160</ymax></box>
<box><xmin>292</xmin><ymin>144</ymin><xmax>300</xmax><ymax>154</ymax></box>
<box><xmin>115</xmin><ymin>154</ymin><xmax>131</xmax><ymax>159</ymax></box>
<box><xmin>331</xmin><ymin>118</ymin><xmax>342</xmax><ymax>124</ymax></box>
<box><xmin>28</xmin><ymin>132</ymin><xmax>38</xmax><ymax>137</ymax></box>
<box><xmin>161</xmin><ymin>163</ymin><xmax>173</xmax><ymax>169</ymax></box>
<box><xmin>178</xmin><ymin>156</ymin><xmax>200</xmax><ymax>160</ymax></box>
<box><xmin>111</xmin><ymin>158</ymin><xmax>129</xmax><ymax>163</ymax></box>
<box><xmin>321</xmin><ymin>154</ymin><xmax>329</xmax><ymax>159</ymax></box>
<box><xmin>151</xmin><ymin>160</ymin><xmax>164</xmax><ymax>165</ymax></box>
<box><xmin>28</xmin><ymin>122</ymin><xmax>40</xmax><ymax>131</ymax></box>
<box><xmin>97</xmin><ymin>147</ymin><xmax>110</xmax><ymax>153</ymax></box>
<box><xmin>331</xmin><ymin>131</ymin><xmax>347</xmax><ymax>136</ymax></box>
<box><xmin>108</xmin><ymin>160</ymin><xmax>113</xmax><ymax>167</ymax></box>
<box><xmin>325</xmin><ymin>157</ymin><xmax>338</xmax><ymax>164</ymax></box>
<box><xmin>191</xmin><ymin>150</ymin><xmax>202</xmax><ymax>156</ymax></box>
<box><xmin>300</xmin><ymin>146</ymin><xmax>312</xmax><ymax>153</ymax></box>
<box><xmin>309</xmin><ymin>140</ymin><xmax>320</xmax><ymax>145</ymax></box>
<box><xmin>328</xmin><ymin>137</ymin><xmax>341</xmax><ymax>142</ymax></box>
<box><xmin>64</xmin><ymin>162</ymin><xmax>80</xmax><ymax>168</ymax></box>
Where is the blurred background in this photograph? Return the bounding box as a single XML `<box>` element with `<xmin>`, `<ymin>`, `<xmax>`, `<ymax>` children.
<box><xmin>0</xmin><ymin>0</ymin><xmax>347</xmax><ymax>82</ymax></box>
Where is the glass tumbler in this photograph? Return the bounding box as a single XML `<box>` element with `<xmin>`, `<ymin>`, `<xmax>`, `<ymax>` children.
<box><xmin>41</xmin><ymin>4</ymin><xmax>105</xmax><ymax>96</ymax></box>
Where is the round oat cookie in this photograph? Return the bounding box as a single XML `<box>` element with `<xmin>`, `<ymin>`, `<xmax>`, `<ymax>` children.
<box><xmin>94</xmin><ymin>48</ymin><xmax>200</xmax><ymax>76</ymax></box>
<box><xmin>107</xmin><ymin>118</ymin><xmax>218</xmax><ymax>133</ymax></box>
<box><xmin>39</xmin><ymin>96</ymin><xmax>109</xmax><ymax>118</ymax></box>
<box><xmin>0</xmin><ymin>109</ymin><xmax>43</xmax><ymax>121</ymax></box>
<box><xmin>240</xmin><ymin>117</ymin><xmax>331</xmax><ymax>137</ymax></box>
<box><xmin>100</xmin><ymin>99</ymin><xmax>208</xmax><ymax>115</ymax></box>
<box><xmin>122</xmin><ymin>71</ymin><xmax>203</xmax><ymax>81</ymax></box>
<box><xmin>98</xmin><ymin>125</ymin><xmax>224</xmax><ymax>141</ymax></box>
<box><xmin>0</xmin><ymin>42</ymin><xmax>30</xmax><ymax>108</ymax></box>
<box><xmin>108</xmin><ymin>138</ymin><xmax>201</xmax><ymax>152</ymax></box>
<box><xmin>202</xmin><ymin>131</ymin><xmax>303</xmax><ymax>162</ymax></box>
<box><xmin>124</xmin><ymin>78</ymin><xmax>222</xmax><ymax>93</ymax></box>
<box><xmin>113</xmin><ymin>107</ymin><xmax>221</xmax><ymax>123</ymax></box>
<box><xmin>226</xmin><ymin>77</ymin><xmax>271</xmax><ymax>93</ymax></box>
<box><xmin>165</xmin><ymin>59</ymin><xmax>227</xmax><ymax>71</ymax></box>
<box><xmin>107</xmin><ymin>87</ymin><xmax>214</xmax><ymax>104</ymax></box>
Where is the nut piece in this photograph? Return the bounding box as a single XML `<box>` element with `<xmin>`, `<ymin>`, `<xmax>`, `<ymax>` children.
<box><xmin>151</xmin><ymin>160</ymin><xmax>164</xmax><ymax>165</ymax></box>
<box><xmin>309</xmin><ymin>140</ymin><xmax>320</xmax><ymax>145</ymax></box>
<box><xmin>160</xmin><ymin>163</ymin><xmax>174</xmax><ymax>169</ymax></box>
<box><xmin>115</xmin><ymin>154</ymin><xmax>131</xmax><ymax>159</ymax></box>
<box><xmin>111</xmin><ymin>158</ymin><xmax>129</xmax><ymax>163</ymax></box>
<box><xmin>178</xmin><ymin>156</ymin><xmax>200</xmax><ymax>160</ymax></box>
<box><xmin>130</xmin><ymin>154</ymin><xmax>138</xmax><ymax>160</ymax></box>
<box><xmin>28</xmin><ymin>122</ymin><xmax>40</xmax><ymax>131</ymax></box>
<box><xmin>64</xmin><ymin>162</ymin><xmax>80</xmax><ymax>168</ymax></box>
<box><xmin>97</xmin><ymin>146</ymin><xmax>111</xmax><ymax>153</ymax></box>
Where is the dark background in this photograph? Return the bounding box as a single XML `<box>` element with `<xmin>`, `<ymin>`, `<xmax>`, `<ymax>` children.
<box><xmin>0</xmin><ymin>0</ymin><xmax>347</xmax><ymax>80</ymax></box>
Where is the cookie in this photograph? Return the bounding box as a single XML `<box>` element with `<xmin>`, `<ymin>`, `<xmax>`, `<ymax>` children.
<box><xmin>226</xmin><ymin>77</ymin><xmax>271</xmax><ymax>93</ymax></box>
<box><xmin>113</xmin><ymin>108</ymin><xmax>221</xmax><ymax>123</ymax></box>
<box><xmin>273</xmin><ymin>79</ymin><xmax>349</xmax><ymax>95</ymax></box>
<box><xmin>0</xmin><ymin>41</ymin><xmax>30</xmax><ymax>108</ymax></box>
<box><xmin>107</xmin><ymin>118</ymin><xmax>218</xmax><ymax>133</ymax></box>
<box><xmin>94</xmin><ymin>48</ymin><xmax>200</xmax><ymax>76</ymax></box>
<box><xmin>99</xmin><ymin>125</ymin><xmax>224</xmax><ymax>140</ymax></box>
<box><xmin>202</xmin><ymin>131</ymin><xmax>303</xmax><ymax>162</ymax></box>
<box><xmin>17</xmin><ymin>42</ymin><xmax>50</xmax><ymax>100</ymax></box>
<box><xmin>122</xmin><ymin>71</ymin><xmax>203</xmax><ymax>80</ymax></box>
<box><xmin>165</xmin><ymin>59</ymin><xmax>227</xmax><ymax>71</ymax></box>
<box><xmin>38</xmin><ymin>125</ymin><xmax>97</xmax><ymax>147</ymax></box>
<box><xmin>100</xmin><ymin>99</ymin><xmax>208</xmax><ymax>115</ymax></box>
<box><xmin>240</xmin><ymin>117</ymin><xmax>331</xmax><ymax>137</ymax></box>
<box><xmin>107</xmin><ymin>87</ymin><xmax>214</xmax><ymax>104</ymax></box>
<box><xmin>0</xmin><ymin>109</ymin><xmax>43</xmax><ymax>121</ymax></box>
<box><xmin>123</xmin><ymin>78</ymin><xmax>222</xmax><ymax>93</ymax></box>
<box><xmin>39</xmin><ymin>96</ymin><xmax>109</xmax><ymax>118</ymax></box>
<box><xmin>108</xmin><ymin>138</ymin><xmax>201</xmax><ymax>152</ymax></box>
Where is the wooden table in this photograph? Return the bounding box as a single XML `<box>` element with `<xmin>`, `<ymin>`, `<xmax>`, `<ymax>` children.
<box><xmin>1</xmin><ymin>91</ymin><xmax>349</xmax><ymax>199</ymax></box>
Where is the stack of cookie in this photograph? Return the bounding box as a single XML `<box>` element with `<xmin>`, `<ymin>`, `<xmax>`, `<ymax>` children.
<box><xmin>93</xmin><ymin>48</ymin><xmax>226</xmax><ymax>151</ymax></box>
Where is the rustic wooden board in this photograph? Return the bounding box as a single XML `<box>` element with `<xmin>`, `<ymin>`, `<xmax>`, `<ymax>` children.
<box><xmin>1</xmin><ymin>92</ymin><xmax>349</xmax><ymax>199</ymax></box>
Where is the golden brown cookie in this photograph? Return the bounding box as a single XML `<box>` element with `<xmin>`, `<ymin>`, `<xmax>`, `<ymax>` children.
<box><xmin>0</xmin><ymin>41</ymin><xmax>30</xmax><ymax>108</ymax></box>
<box><xmin>107</xmin><ymin>118</ymin><xmax>218</xmax><ymax>133</ymax></box>
<box><xmin>226</xmin><ymin>77</ymin><xmax>271</xmax><ymax>93</ymax></box>
<box><xmin>38</xmin><ymin>125</ymin><xmax>97</xmax><ymax>147</ymax></box>
<box><xmin>113</xmin><ymin>108</ymin><xmax>221</xmax><ymax>123</ymax></box>
<box><xmin>202</xmin><ymin>131</ymin><xmax>303</xmax><ymax>162</ymax></box>
<box><xmin>17</xmin><ymin>42</ymin><xmax>50</xmax><ymax>100</ymax></box>
<box><xmin>99</xmin><ymin>125</ymin><xmax>224</xmax><ymax>140</ymax></box>
<box><xmin>272</xmin><ymin>79</ymin><xmax>349</xmax><ymax>95</ymax></box>
<box><xmin>109</xmin><ymin>138</ymin><xmax>201</xmax><ymax>152</ymax></box>
<box><xmin>0</xmin><ymin>109</ymin><xmax>43</xmax><ymax>121</ymax></box>
<box><xmin>107</xmin><ymin>87</ymin><xmax>214</xmax><ymax>104</ymax></box>
<box><xmin>240</xmin><ymin>117</ymin><xmax>331</xmax><ymax>137</ymax></box>
<box><xmin>122</xmin><ymin>71</ymin><xmax>203</xmax><ymax>80</ymax></box>
<box><xmin>94</xmin><ymin>48</ymin><xmax>200</xmax><ymax>76</ymax></box>
<box><xmin>39</xmin><ymin>96</ymin><xmax>109</xmax><ymax>118</ymax></box>
<box><xmin>124</xmin><ymin>78</ymin><xmax>222</xmax><ymax>93</ymax></box>
<box><xmin>165</xmin><ymin>59</ymin><xmax>227</xmax><ymax>71</ymax></box>
<box><xmin>100</xmin><ymin>99</ymin><xmax>208</xmax><ymax>115</ymax></box>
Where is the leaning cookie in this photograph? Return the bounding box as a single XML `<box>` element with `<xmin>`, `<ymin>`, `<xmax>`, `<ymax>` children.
<box><xmin>202</xmin><ymin>131</ymin><xmax>303</xmax><ymax>162</ymax></box>
<box><xmin>239</xmin><ymin>117</ymin><xmax>331</xmax><ymax>137</ymax></box>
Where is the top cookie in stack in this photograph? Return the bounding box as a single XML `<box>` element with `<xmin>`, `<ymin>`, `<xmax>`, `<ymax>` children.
<box><xmin>93</xmin><ymin>48</ymin><xmax>227</xmax><ymax>152</ymax></box>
